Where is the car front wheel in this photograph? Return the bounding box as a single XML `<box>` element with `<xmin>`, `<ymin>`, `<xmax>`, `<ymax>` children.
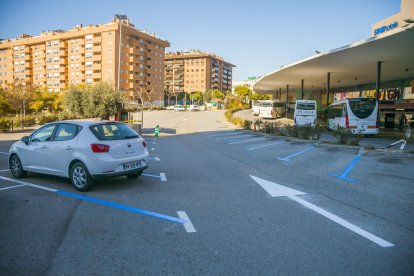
<box><xmin>10</xmin><ymin>155</ymin><xmax>27</xmax><ymax>178</ymax></box>
<box><xmin>70</xmin><ymin>162</ymin><xmax>95</xmax><ymax>192</ymax></box>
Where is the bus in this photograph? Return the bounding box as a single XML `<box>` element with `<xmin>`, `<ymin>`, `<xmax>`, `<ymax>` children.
<box><xmin>326</xmin><ymin>97</ymin><xmax>379</xmax><ymax>135</ymax></box>
<box><xmin>252</xmin><ymin>100</ymin><xmax>261</xmax><ymax>116</ymax></box>
<box><xmin>259</xmin><ymin>100</ymin><xmax>286</xmax><ymax>119</ymax></box>
<box><xmin>294</xmin><ymin>100</ymin><xmax>317</xmax><ymax>126</ymax></box>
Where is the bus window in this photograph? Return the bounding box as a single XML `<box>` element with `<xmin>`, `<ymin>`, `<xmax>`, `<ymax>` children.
<box><xmin>349</xmin><ymin>98</ymin><xmax>377</xmax><ymax>119</ymax></box>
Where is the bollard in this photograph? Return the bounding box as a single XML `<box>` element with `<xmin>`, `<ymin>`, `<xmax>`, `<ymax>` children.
<box><xmin>154</xmin><ymin>125</ymin><xmax>160</xmax><ymax>137</ymax></box>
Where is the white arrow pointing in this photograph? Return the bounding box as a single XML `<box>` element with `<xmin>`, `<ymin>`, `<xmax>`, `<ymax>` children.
<box><xmin>250</xmin><ymin>175</ymin><xmax>306</xmax><ymax>197</ymax></box>
<box><xmin>250</xmin><ymin>175</ymin><xmax>394</xmax><ymax>248</ymax></box>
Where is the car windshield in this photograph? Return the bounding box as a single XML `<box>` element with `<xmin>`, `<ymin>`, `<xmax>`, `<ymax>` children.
<box><xmin>89</xmin><ymin>123</ymin><xmax>139</xmax><ymax>140</ymax></box>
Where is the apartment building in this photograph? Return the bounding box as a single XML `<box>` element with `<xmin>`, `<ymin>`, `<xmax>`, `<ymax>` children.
<box><xmin>0</xmin><ymin>15</ymin><xmax>170</xmax><ymax>106</ymax></box>
<box><xmin>164</xmin><ymin>50</ymin><xmax>235</xmax><ymax>97</ymax></box>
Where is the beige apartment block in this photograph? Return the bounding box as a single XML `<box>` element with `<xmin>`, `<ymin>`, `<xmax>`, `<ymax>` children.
<box><xmin>164</xmin><ymin>50</ymin><xmax>235</xmax><ymax>97</ymax></box>
<box><xmin>0</xmin><ymin>15</ymin><xmax>170</xmax><ymax>106</ymax></box>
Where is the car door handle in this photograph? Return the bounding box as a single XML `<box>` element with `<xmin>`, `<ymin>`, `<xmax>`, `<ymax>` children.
<box><xmin>66</xmin><ymin>146</ymin><xmax>73</xmax><ymax>150</ymax></box>
<box><xmin>41</xmin><ymin>145</ymin><xmax>47</xmax><ymax>149</ymax></box>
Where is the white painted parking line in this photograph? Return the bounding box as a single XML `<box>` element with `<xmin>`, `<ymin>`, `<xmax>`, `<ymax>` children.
<box><xmin>177</xmin><ymin>211</ymin><xmax>197</xmax><ymax>233</ymax></box>
<box><xmin>0</xmin><ymin>176</ymin><xmax>58</xmax><ymax>192</ymax></box>
<box><xmin>0</xmin><ymin>169</ymin><xmax>9</xmax><ymax>172</ymax></box>
<box><xmin>208</xmin><ymin>132</ymin><xmax>242</xmax><ymax>138</ymax></box>
<box><xmin>0</xmin><ymin>152</ymin><xmax>9</xmax><ymax>155</ymax></box>
<box><xmin>246</xmin><ymin>141</ymin><xmax>285</xmax><ymax>150</ymax></box>
<box><xmin>228</xmin><ymin>137</ymin><xmax>266</xmax><ymax>145</ymax></box>
<box><xmin>148</xmin><ymin>157</ymin><xmax>160</xmax><ymax>161</ymax></box>
<box><xmin>0</xmin><ymin>184</ymin><xmax>26</xmax><ymax>191</ymax></box>
<box><xmin>216</xmin><ymin>134</ymin><xmax>253</xmax><ymax>140</ymax></box>
<box><xmin>160</xmin><ymin>173</ymin><xmax>167</xmax><ymax>182</ymax></box>
<box><xmin>151</xmin><ymin>148</ymin><xmax>155</xmax><ymax>151</ymax></box>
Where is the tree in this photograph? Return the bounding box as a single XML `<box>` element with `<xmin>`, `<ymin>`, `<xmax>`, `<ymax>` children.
<box><xmin>63</xmin><ymin>86</ymin><xmax>85</xmax><ymax>117</ymax></box>
<box><xmin>5</xmin><ymin>83</ymin><xmax>36</xmax><ymax>128</ymax></box>
<box><xmin>211</xmin><ymin>89</ymin><xmax>225</xmax><ymax>100</ymax></box>
<box><xmin>190</xmin><ymin>91</ymin><xmax>203</xmax><ymax>104</ymax></box>
<box><xmin>0</xmin><ymin>88</ymin><xmax>12</xmax><ymax>115</ymax></box>
<box><xmin>251</xmin><ymin>93</ymin><xmax>271</xmax><ymax>101</ymax></box>
<box><xmin>234</xmin><ymin>86</ymin><xmax>252</xmax><ymax>103</ymax></box>
<box><xmin>83</xmin><ymin>82</ymin><xmax>123</xmax><ymax>120</ymax></box>
<box><xmin>29</xmin><ymin>89</ymin><xmax>62</xmax><ymax>113</ymax></box>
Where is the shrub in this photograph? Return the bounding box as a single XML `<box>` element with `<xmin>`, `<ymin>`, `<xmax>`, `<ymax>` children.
<box><xmin>243</xmin><ymin>120</ymin><xmax>252</xmax><ymax>130</ymax></box>
<box><xmin>333</xmin><ymin>127</ymin><xmax>362</xmax><ymax>145</ymax></box>
<box><xmin>0</xmin><ymin>117</ymin><xmax>12</xmax><ymax>133</ymax></box>
<box><xmin>285</xmin><ymin>124</ymin><xmax>324</xmax><ymax>140</ymax></box>
<box><xmin>38</xmin><ymin>114</ymin><xmax>59</xmax><ymax>124</ymax></box>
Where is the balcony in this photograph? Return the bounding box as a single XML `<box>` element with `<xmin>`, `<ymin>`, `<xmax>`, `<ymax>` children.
<box><xmin>59</xmin><ymin>74</ymin><xmax>66</xmax><ymax>81</ymax></box>
<box><xmin>93</xmin><ymin>55</ymin><xmax>102</xmax><ymax>61</ymax></box>
<box><xmin>92</xmin><ymin>36</ymin><xmax>102</xmax><ymax>43</ymax></box>
<box><xmin>129</xmin><ymin>48</ymin><xmax>139</xmax><ymax>55</ymax></box>
<box><xmin>92</xmin><ymin>45</ymin><xmax>102</xmax><ymax>52</ymax></box>
<box><xmin>59</xmin><ymin>50</ymin><xmax>67</xmax><ymax>57</ymax></box>
<box><xmin>92</xmin><ymin>63</ymin><xmax>101</xmax><ymax>70</ymax></box>
<box><xmin>92</xmin><ymin>72</ymin><xmax>101</xmax><ymax>79</ymax></box>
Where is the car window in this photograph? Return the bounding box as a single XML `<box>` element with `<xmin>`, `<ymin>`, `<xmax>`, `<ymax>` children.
<box><xmin>31</xmin><ymin>124</ymin><xmax>56</xmax><ymax>142</ymax></box>
<box><xmin>54</xmin><ymin>124</ymin><xmax>80</xmax><ymax>141</ymax></box>
<box><xmin>90</xmin><ymin>123</ymin><xmax>139</xmax><ymax>141</ymax></box>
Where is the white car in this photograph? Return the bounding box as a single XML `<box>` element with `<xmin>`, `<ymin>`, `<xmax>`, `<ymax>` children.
<box><xmin>174</xmin><ymin>105</ymin><xmax>186</xmax><ymax>111</ymax></box>
<box><xmin>8</xmin><ymin>120</ymin><xmax>149</xmax><ymax>191</ymax></box>
<box><xmin>187</xmin><ymin>105</ymin><xmax>199</xmax><ymax>111</ymax></box>
<box><xmin>166</xmin><ymin>105</ymin><xmax>175</xmax><ymax>110</ymax></box>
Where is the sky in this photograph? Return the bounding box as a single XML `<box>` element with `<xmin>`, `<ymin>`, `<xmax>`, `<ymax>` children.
<box><xmin>0</xmin><ymin>0</ymin><xmax>401</xmax><ymax>81</ymax></box>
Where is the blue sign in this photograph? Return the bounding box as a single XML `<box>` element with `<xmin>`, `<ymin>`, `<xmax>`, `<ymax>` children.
<box><xmin>374</xmin><ymin>22</ymin><xmax>398</xmax><ymax>35</ymax></box>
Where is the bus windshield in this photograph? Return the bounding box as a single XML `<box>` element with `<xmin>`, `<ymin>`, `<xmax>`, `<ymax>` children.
<box><xmin>296</xmin><ymin>102</ymin><xmax>315</xmax><ymax>110</ymax></box>
<box><xmin>261</xmin><ymin>102</ymin><xmax>272</xmax><ymax>107</ymax></box>
<box><xmin>348</xmin><ymin>98</ymin><xmax>377</xmax><ymax>119</ymax></box>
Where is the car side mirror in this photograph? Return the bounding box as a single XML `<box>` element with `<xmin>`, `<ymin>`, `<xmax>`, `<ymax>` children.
<box><xmin>21</xmin><ymin>136</ymin><xmax>29</xmax><ymax>145</ymax></box>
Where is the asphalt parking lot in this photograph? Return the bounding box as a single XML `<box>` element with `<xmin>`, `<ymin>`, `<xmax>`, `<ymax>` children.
<box><xmin>0</xmin><ymin>110</ymin><xmax>413</xmax><ymax>275</ymax></box>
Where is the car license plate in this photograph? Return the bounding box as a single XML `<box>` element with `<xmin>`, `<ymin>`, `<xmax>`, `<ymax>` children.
<box><xmin>123</xmin><ymin>161</ymin><xmax>141</xmax><ymax>170</ymax></box>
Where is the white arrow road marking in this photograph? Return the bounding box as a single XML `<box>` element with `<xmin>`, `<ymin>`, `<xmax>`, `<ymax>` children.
<box><xmin>177</xmin><ymin>211</ymin><xmax>196</xmax><ymax>233</ymax></box>
<box><xmin>250</xmin><ymin>175</ymin><xmax>394</xmax><ymax>248</ymax></box>
<box><xmin>250</xmin><ymin>175</ymin><xmax>306</xmax><ymax>197</ymax></box>
<box><xmin>148</xmin><ymin>157</ymin><xmax>160</xmax><ymax>161</ymax></box>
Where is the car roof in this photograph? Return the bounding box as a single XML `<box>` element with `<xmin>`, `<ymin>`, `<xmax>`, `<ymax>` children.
<box><xmin>46</xmin><ymin>119</ymin><xmax>120</xmax><ymax>127</ymax></box>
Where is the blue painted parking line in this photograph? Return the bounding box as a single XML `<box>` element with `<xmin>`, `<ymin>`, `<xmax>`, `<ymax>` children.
<box><xmin>329</xmin><ymin>154</ymin><xmax>361</xmax><ymax>182</ymax></box>
<box><xmin>0</xmin><ymin>175</ymin><xmax>184</xmax><ymax>224</ymax></box>
<box><xmin>246</xmin><ymin>141</ymin><xmax>285</xmax><ymax>151</ymax></box>
<box><xmin>277</xmin><ymin>145</ymin><xmax>315</xmax><ymax>162</ymax></box>
<box><xmin>55</xmin><ymin>190</ymin><xmax>185</xmax><ymax>224</ymax></box>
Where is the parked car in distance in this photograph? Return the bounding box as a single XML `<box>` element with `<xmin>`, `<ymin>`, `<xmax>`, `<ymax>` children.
<box><xmin>8</xmin><ymin>120</ymin><xmax>149</xmax><ymax>191</ymax></box>
<box><xmin>187</xmin><ymin>105</ymin><xmax>199</xmax><ymax>111</ymax></box>
<box><xmin>198</xmin><ymin>105</ymin><xmax>206</xmax><ymax>111</ymax></box>
<box><xmin>166</xmin><ymin>105</ymin><xmax>175</xmax><ymax>110</ymax></box>
<box><xmin>174</xmin><ymin>105</ymin><xmax>186</xmax><ymax>111</ymax></box>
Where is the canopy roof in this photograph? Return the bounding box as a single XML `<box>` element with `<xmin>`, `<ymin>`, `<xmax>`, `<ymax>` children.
<box><xmin>254</xmin><ymin>23</ymin><xmax>414</xmax><ymax>93</ymax></box>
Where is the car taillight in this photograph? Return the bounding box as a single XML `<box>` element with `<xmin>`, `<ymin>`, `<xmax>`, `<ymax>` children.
<box><xmin>91</xmin><ymin>143</ymin><xmax>110</xmax><ymax>153</ymax></box>
<box><xmin>142</xmin><ymin>139</ymin><xmax>147</xmax><ymax>148</ymax></box>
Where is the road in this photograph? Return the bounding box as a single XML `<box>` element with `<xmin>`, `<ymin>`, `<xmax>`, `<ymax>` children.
<box><xmin>0</xmin><ymin>110</ymin><xmax>413</xmax><ymax>275</ymax></box>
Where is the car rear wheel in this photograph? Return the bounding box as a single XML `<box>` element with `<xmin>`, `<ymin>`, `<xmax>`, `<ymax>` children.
<box><xmin>126</xmin><ymin>170</ymin><xmax>143</xmax><ymax>179</ymax></box>
<box><xmin>70</xmin><ymin>162</ymin><xmax>95</xmax><ymax>192</ymax></box>
<box><xmin>9</xmin><ymin>155</ymin><xmax>27</xmax><ymax>178</ymax></box>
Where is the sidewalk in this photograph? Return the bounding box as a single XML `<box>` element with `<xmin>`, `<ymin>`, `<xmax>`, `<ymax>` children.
<box><xmin>0</xmin><ymin>127</ymin><xmax>38</xmax><ymax>141</ymax></box>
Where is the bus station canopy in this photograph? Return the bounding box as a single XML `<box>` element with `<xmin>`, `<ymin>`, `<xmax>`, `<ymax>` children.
<box><xmin>253</xmin><ymin>23</ymin><xmax>414</xmax><ymax>94</ymax></box>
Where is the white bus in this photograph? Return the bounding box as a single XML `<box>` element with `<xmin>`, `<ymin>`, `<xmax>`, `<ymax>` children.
<box><xmin>294</xmin><ymin>100</ymin><xmax>317</xmax><ymax>126</ymax></box>
<box><xmin>326</xmin><ymin>97</ymin><xmax>379</xmax><ymax>135</ymax></box>
<box><xmin>252</xmin><ymin>100</ymin><xmax>261</xmax><ymax>116</ymax></box>
<box><xmin>259</xmin><ymin>100</ymin><xmax>286</xmax><ymax>119</ymax></box>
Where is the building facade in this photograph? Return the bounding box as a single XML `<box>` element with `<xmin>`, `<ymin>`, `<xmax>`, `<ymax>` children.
<box><xmin>164</xmin><ymin>50</ymin><xmax>235</xmax><ymax>98</ymax></box>
<box><xmin>0</xmin><ymin>15</ymin><xmax>170</xmax><ymax>106</ymax></box>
